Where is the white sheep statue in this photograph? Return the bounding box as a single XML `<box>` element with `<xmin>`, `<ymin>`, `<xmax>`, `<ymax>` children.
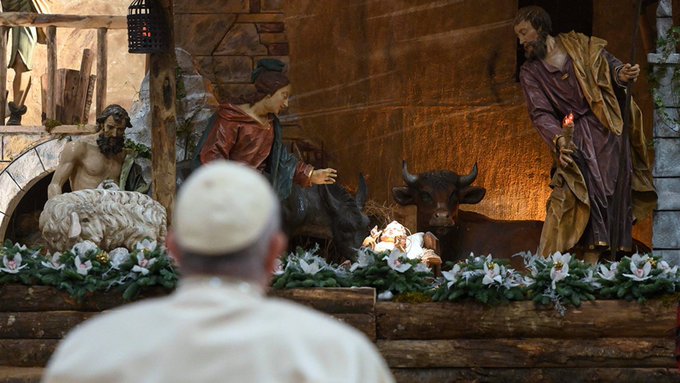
<box><xmin>39</xmin><ymin>189</ymin><xmax>167</xmax><ymax>252</ymax></box>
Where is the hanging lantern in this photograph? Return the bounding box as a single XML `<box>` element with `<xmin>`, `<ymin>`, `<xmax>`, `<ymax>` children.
<box><xmin>127</xmin><ymin>0</ymin><xmax>168</xmax><ymax>54</ymax></box>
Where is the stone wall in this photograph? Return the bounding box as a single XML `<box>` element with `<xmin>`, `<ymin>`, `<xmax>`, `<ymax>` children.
<box><xmin>173</xmin><ymin>0</ymin><xmax>288</xmax><ymax>103</ymax></box>
<box><xmin>650</xmin><ymin>0</ymin><xmax>680</xmax><ymax>264</ymax></box>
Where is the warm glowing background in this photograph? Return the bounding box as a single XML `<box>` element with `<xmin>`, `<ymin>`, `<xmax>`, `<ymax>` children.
<box><xmin>280</xmin><ymin>0</ymin><xmax>665</xmax><ymax>246</ymax></box>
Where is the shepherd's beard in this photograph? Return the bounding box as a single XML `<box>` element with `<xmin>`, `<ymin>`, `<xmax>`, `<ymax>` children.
<box><xmin>97</xmin><ymin>135</ymin><xmax>125</xmax><ymax>155</ymax></box>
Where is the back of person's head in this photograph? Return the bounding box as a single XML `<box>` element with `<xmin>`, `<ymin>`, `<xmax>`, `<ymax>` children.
<box><xmin>171</xmin><ymin>160</ymin><xmax>284</xmax><ymax>281</ymax></box>
<box><xmin>514</xmin><ymin>6</ymin><xmax>552</xmax><ymax>36</ymax></box>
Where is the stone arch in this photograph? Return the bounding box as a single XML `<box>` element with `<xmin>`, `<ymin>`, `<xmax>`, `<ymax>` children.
<box><xmin>0</xmin><ymin>138</ymin><xmax>70</xmax><ymax>241</ymax></box>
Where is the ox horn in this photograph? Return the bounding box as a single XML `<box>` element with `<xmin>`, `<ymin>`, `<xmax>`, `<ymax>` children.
<box><xmin>402</xmin><ymin>160</ymin><xmax>419</xmax><ymax>185</ymax></box>
<box><xmin>458</xmin><ymin>162</ymin><xmax>479</xmax><ymax>187</ymax></box>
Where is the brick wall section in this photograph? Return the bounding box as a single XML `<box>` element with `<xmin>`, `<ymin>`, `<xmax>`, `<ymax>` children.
<box><xmin>173</xmin><ymin>0</ymin><xmax>288</xmax><ymax>103</ymax></box>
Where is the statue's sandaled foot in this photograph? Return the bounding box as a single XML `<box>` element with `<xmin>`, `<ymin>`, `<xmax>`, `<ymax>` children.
<box><xmin>7</xmin><ymin>102</ymin><xmax>27</xmax><ymax>125</ymax></box>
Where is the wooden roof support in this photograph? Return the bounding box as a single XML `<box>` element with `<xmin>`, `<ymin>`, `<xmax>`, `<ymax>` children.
<box><xmin>96</xmin><ymin>28</ymin><xmax>107</xmax><ymax>117</ymax></box>
<box><xmin>0</xmin><ymin>13</ymin><xmax>127</xmax><ymax>29</ymax></box>
<box><xmin>0</xmin><ymin>26</ymin><xmax>7</xmax><ymax>123</ymax></box>
<box><xmin>46</xmin><ymin>26</ymin><xmax>56</xmax><ymax>120</ymax></box>
<box><xmin>0</xmin><ymin>125</ymin><xmax>97</xmax><ymax>134</ymax></box>
<box><xmin>150</xmin><ymin>0</ymin><xmax>177</xmax><ymax>223</ymax></box>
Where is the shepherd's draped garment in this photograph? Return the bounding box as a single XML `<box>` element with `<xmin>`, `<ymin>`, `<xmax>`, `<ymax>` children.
<box><xmin>519</xmin><ymin>32</ymin><xmax>656</xmax><ymax>256</ymax></box>
<box><xmin>1</xmin><ymin>0</ymin><xmax>49</xmax><ymax>70</ymax></box>
<box><xmin>200</xmin><ymin>104</ymin><xmax>313</xmax><ymax>200</ymax></box>
<box><xmin>43</xmin><ymin>277</ymin><xmax>396</xmax><ymax>383</ymax></box>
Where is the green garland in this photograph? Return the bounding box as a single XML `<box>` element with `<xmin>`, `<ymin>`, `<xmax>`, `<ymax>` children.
<box><xmin>0</xmin><ymin>240</ymin><xmax>177</xmax><ymax>301</ymax></box>
<box><xmin>3</xmin><ymin>239</ymin><xmax>679</xmax><ymax>316</ymax></box>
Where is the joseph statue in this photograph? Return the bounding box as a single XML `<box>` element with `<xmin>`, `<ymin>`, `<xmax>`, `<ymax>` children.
<box><xmin>513</xmin><ymin>6</ymin><xmax>657</xmax><ymax>263</ymax></box>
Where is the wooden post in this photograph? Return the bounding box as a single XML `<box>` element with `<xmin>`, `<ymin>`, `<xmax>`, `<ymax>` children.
<box><xmin>46</xmin><ymin>25</ymin><xmax>56</xmax><ymax>120</ymax></box>
<box><xmin>0</xmin><ymin>26</ymin><xmax>7</xmax><ymax>123</ymax></box>
<box><xmin>149</xmin><ymin>0</ymin><xmax>177</xmax><ymax>223</ymax></box>
<box><xmin>96</xmin><ymin>28</ymin><xmax>107</xmax><ymax>117</ymax></box>
<box><xmin>75</xmin><ymin>49</ymin><xmax>94</xmax><ymax>124</ymax></box>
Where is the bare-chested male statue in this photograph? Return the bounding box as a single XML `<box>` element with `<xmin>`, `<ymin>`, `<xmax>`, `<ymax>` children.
<box><xmin>47</xmin><ymin>104</ymin><xmax>131</xmax><ymax>199</ymax></box>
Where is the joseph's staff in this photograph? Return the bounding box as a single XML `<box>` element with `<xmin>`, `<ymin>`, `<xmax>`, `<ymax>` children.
<box><xmin>609</xmin><ymin>0</ymin><xmax>643</xmax><ymax>259</ymax></box>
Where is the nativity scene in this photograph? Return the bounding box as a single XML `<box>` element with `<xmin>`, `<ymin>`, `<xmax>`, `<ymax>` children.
<box><xmin>0</xmin><ymin>0</ymin><xmax>678</xmax><ymax>382</ymax></box>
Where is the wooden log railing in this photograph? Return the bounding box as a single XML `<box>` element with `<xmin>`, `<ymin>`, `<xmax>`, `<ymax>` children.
<box><xmin>0</xmin><ymin>12</ymin><xmax>127</xmax><ymax>127</ymax></box>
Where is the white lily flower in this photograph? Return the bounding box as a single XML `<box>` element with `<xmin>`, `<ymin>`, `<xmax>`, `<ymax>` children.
<box><xmin>656</xmin><ymin>260</ymin><xmax>678</xmax><ymax>276</ymax></box>
<box><xmin>1</xmin><ymin>254</ymin><xmax>26</xmax><ymax>274</ymax></box>
<box><xmin>41</xmin><ymin>252</ymin><xmax>65</xmax><ymax>270</ymax></box>
<box><xmin>131</xmin><ymin>253</ymin><xmax>158</xmax><ymax>276</ymax></box>
<box><xmin>414</xmin><ymin>263</ymin><xmax>430</xmax><ymax>273</ymax></box>
<box><xmin>71</xmin><ymin>240</ymin><xmax>99</xmax><ymax>257</ymax></box>
<box><xmin>135</xmin><ymin>239</ymin><xmax>157</xmax><ymax>253</ymax></box>
<box><xmin>462</xmin><ymin>269</ymin><xmax>481</xmax><ymax>282</ymax></box>
<box><xmin>502</xmin><ymin>275</ymin><xmax>520</xmax><ymax>288</ymax></box>
<box><xmin>350</xmin><ymin>250</ymin><xmax>372</xmax><ymax>272</ymax></box>
<box><xmin>522</xmin><ymin>275</ymin><xmax>536</xmax><ymax>286</ymax></box>
<box><xmin>581</xmin><ymin>269</ymin><xmax>601</xmax><ymax>289</ymax></box>
<box><xmin>74</xmin><ymin>256</ymin><xmax>93</xmax><ymax>276</ymax></box>
<box><xmin>442</xmin><ymin>264</ymin><xmax>462</xmax><ymax>288</ymax></box>
<box><xmin>377</xmin><ymin>290</ymin><xmax>394</xmax><ymax>301</ymax></box>
<box><xmin>272</xmin><ymin>258</ymin><xmax>284</xmax><ymax>275</ymax></box>
<box><xmin>630</xmin><ymin>253</ymin><xmax>650</xmax><ymax>264</ymax></box>
<box><xmin>384</xmin><ymin>250</ymin><xmax>411</xmax><ymax>273</ymax></box>
<box><xmin>15</xmin><ymin>243</ymin><xmax>27</xmax><ymax>251</ymax></box>
<box><xmin>549</xmin><ymin>253</ymin><xmax>571</xmax><ymax>289</ymax></box>
<box><xmin>299</xmin><ymin>258</ymin><xmax>322</xmax><ymax>275</ymax></box>
<box><xmin>109</xmin><ymin>248</ymin><xmax>131</xmax><ymax>270</ymax></box>
<box><xmin>623</xmin><ymin>255</ymin><xmax>652</xmax><ymax>281</ymax></box>
<box><xmin>597</xmin><ymin>262</ymin><xmax>619</xmax><ymax>281</ymax></box>
<box><xmin>482</xmin><ymin>261</ymin><xmax>503</xmax><ymax>285</ymax></box>
<box><xmin>550</xmin><ymin>252</ymin><xmax>572</xmax><ymax>265</ymax></box>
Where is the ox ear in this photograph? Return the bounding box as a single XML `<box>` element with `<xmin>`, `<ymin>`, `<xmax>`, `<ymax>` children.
<box><xmin>459</xmin><ymin>186</ymin><xmax>486</xmax><ymax>205</ymax></box>
<box><xmin>68</xmin><ymin>211</ymin><xmax>82</xmax><ymax>239</ymax></box>
<box><xmin>392</xmin><ymin>186</ymin><xmax>415</xmax><ymax>206</ymax></box>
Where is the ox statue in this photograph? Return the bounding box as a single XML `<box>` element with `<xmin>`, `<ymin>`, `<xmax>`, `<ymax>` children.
<box><xmin>392</xmin><ymin>161</ymin><xmax>543</xmax><ymax>267</ymax></box>
<box><xmin>283</xmin><ymin>174</ymin><xmax>370</xmax><ymax>263</ymax></box>
<box><xmin>40</xmin><ymin>188</ymin><xmax>167</xmax><ymax>252</ymax></box>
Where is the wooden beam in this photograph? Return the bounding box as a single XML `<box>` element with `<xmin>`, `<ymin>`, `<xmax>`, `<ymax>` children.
<box><xmin>0</xmin><ymin>367</ymin><xmax>44</xmax><ymax>383</ymax></box>
<box><xmin>75</xmin><ymin>49</ymin><xmax>94</xmax><ymax>124</ymax></box>
<box><xmin>0</xmin><ymin>312</ymin><xmax>95</xmax><ymax>339</ymax></box>
<box><xmin>0</xmin><ymin>339</ymin><xmax>58</xmax><ymax>367</ymax></box>
<box><xmin>0</xmin><ymin>284</ymin><xmax>169</xmax><ymax>311</ymax></box>
<box><xmin>0</xmin><ymin>26</ymin><xmax>7</xmax><ymax>123</ymax></box>
<box><xmin>95</xmin><ymin>28</ymin><xmax>107</xmax><ymax>117</ymax></box>
<box><xmin>376</xmin><ymin>300</ymin><xmax>677</xmax><ymax>340</ymax></box>
<box><xmin>83</xmin><ymin>74</ymin><xmax>96</xmax><ymax>124</ymax></box>
<box><xmin>270</xmin><ymin>287</ymin><xmax>375</xmax><ymax>314</ymax></box>
<box><xmin>0</xmin><ymin>124</ymin><xmax>97</xmax><ymax>135</ymax></box>
<box><xmin>391</xmin><ymin>368</ymin><xmax>680</xmax><ymax>383</ymax></box>
<box><xmin>0</xmin><ymin>13</ymin><xmax>127</xmax><ymax>29</ymax></box>
<box><xmin>378</xmin><ymin>338</ymin><xmax>676</xmax><ymax>368</ymax></box>
<box><xmin>150</xmin><ymin>0</ymin><xmax>177</xmax><ymax>224</ymax></box>
<box><xmin>46</xmin><ymin>26</ymin><xmax>56</xmax><ymax>120</ymax></box>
